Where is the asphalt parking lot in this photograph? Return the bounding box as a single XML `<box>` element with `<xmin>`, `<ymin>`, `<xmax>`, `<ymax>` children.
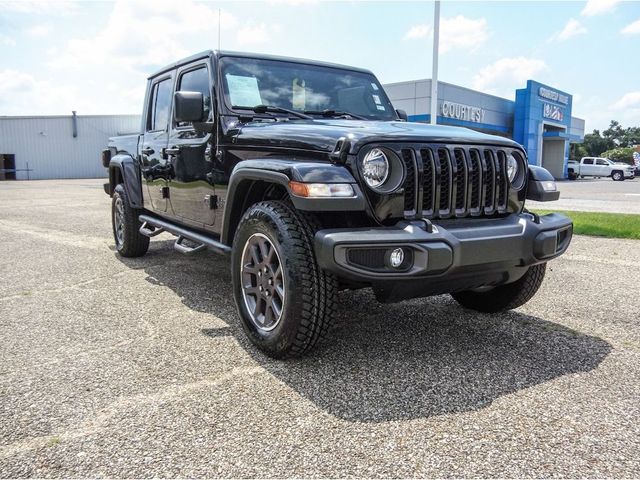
<box><xmin>1</xmin><ymin>179</ymin><xmax>640</xmax><ymax>477</ymax></box>
<box><xmin>528</xmin><ymin>176</ymin><xmax>640</xmax><ymax>214</ymax></box>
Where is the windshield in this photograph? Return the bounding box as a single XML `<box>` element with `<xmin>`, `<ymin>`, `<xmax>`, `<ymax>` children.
<box><xmin>220</xmin><ymin>56</ymin><xmax>397</xmax><ymax>120</ymax></box>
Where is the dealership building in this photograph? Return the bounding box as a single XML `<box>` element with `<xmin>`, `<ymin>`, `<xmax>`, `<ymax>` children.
<box><xmin>385</xmin><ymin>79</ymin><xmax>585</xmax><ymax>179</ymax></box>
<box><xmin>0</xmin><ymin>79</ymin><xmax>584</xmax><ymax>181</ymax></box>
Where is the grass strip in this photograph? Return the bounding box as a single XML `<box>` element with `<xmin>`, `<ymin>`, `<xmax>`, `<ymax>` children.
<box><xmin>533</xmin><ymin>210</ymin><xmax>640</xmax><ymax>240</ymax></box>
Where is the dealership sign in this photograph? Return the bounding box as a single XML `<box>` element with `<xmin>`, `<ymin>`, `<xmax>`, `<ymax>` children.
<box><xmin>538</xmin><ymin>87</ymin><xmax>569</xmax><ymax>105</ymax></box>
<box><xmin>441</xmin><ymin>101</ymin><xmax>485</xmax><ymax>123</ymax></box>
<box><xmin>543</xmin><ymin>103</ymin><xmax>564</xmax><ymax>122</ymax></box>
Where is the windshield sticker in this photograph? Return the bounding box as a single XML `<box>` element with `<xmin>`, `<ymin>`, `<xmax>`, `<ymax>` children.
<box><xmin>376</xmin><ymin>105</ymin><xmax>386</xmax><ymax>111</ymax></box>
<box><xmin>372</xmin><ymin>94</ymin><xmax>382</xmax><ymax>105</ymax></box>
<box><xmin>292</xmin><ymin>78</ymin><xmax>306</xmax><ymax>110</ymax></box>
<box><xmin>226</xmin><ymin>74</ymin><xmax>262</xmax><ymax>107</ymax></box>
<box><xmin>371</xmin><ymin>83</ymin><xmax>379</xmax><ymax>91</ymax></box>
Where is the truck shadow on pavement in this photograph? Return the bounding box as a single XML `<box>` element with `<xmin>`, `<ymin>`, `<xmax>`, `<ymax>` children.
<box><xmin>118</xmin><ymin>243</ymin><xmax>612</xmax><ymax>423</ymax></box>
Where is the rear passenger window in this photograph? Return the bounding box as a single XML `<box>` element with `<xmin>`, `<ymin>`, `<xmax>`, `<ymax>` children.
<box><xmin>147</xmin><ymin>78</ymin><xmax>172</xmax><ymax>132</ymax></box>
<box><xmin>177</xmin><ymin>66</ymin><xmax>211</xmax><ymax>127</ymax></box>
<box><xmin>583</xmin><ymin>158</ymin><xmax>594</xmax><ymax>165</ymax></box>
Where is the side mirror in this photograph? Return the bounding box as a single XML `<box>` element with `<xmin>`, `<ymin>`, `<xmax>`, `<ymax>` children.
<box><xmin>174</xmin><ymin>91</ymin><xmax>204</xmax><ymax>123</ymax></box>
<box><xmin>395</xmin><ymin>109</ymin><xmax>408</xmax><ymax>121</ymax></box>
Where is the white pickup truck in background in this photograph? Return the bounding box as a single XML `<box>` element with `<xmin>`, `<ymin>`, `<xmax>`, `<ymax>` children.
<box><xmin>568</xmin><ymin>157</ymin><xmax>635</xmax><ymax>181</ymax></box>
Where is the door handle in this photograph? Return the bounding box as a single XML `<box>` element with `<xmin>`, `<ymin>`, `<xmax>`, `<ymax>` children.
<box><xmin>164</xmin><ymin>146</ymin><xmax>181</xmax><ymax>156</ymax></box>
<box><xmin>141</xmin><ymin>147</ymin><xmax>154</xmax><ymax>155</ymax></box>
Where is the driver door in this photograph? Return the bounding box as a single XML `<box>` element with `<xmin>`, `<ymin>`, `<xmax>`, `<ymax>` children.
<box><xmin>167</xmin><ymin>62</ymin><xmax>216</xmax><ymax>226</ymax></box>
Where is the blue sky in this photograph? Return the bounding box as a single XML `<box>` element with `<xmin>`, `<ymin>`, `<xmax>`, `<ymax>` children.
<box><xmin>1</xmin><ymin>0</ymin><xmax>639</xmax><ymax>131</ymax></box>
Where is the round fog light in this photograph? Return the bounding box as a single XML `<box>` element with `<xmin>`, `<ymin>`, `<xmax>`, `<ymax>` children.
<box><xmin>389</xmin><ymin>248</ymin><xmax>405</xmax><ymax>268</ymax></box>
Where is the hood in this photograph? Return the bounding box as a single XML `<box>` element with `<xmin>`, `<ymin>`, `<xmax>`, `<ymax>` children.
<box><xmin>228</xmin><ymin>118</ymin><xmax>523</xmax><ymax>154</ymax></box>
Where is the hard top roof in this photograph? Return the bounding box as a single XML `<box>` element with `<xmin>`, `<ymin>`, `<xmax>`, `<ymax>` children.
<box><xmin>147</xmin><ymin>50</ymin><xmax>373</xmax><ymax>79</ymax></box>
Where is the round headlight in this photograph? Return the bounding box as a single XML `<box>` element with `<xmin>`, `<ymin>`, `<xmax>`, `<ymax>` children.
<box><xmin>362</xmin><ymin>148</ymin><xmax>389</xmax><ymax>189</ymax></box>
<box><xmin>507</xmin><ymin>153</ymin><xmax>519</xmax><ymax>183</ymax></box>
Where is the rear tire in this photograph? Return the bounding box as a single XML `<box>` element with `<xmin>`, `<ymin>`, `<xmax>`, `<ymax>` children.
<box><xmin>451</xmin><ymin>263</ymin><xmax>546</xmax><ymax>313</ymax></box>
<box><xmin>112</xmin><ymin>184</ymin><xmax>149</xmax><ymax>257</ymax></box>
<box><xmin>231</xmin><ymin>201</ymin><xmax>338</xmax><ymax>358</ymax></box>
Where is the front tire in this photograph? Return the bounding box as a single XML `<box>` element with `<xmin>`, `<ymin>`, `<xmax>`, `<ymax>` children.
<box><xmin>112</xmin><ymin>184</ymin><xmax>149</xmax><ymax>257</ymax></box>
<box><xmin>612</xmin><ymin>171</ymin><xmax>623</xmax><ymax>181</ymax></box>
<box><xmin>231</xmin><ymin>201</ymin><xmax>338</xmax><ymax>358</ymax></box>
<box><xmin>451</xmin><ymin>263</ymin><xmax>546</xmax><ymax>313</ymax></box>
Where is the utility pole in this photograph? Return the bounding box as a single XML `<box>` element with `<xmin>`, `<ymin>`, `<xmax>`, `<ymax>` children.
<box><xmin>430</xmin><ymin>0</ymin><xmax>440</xmax><ymax>125</ymax></box>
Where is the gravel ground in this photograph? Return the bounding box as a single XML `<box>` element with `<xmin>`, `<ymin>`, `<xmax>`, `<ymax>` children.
<box><xmin>528</xmin><ymin>177</ymin><xmax>640</xmax><ymax>214</ymax></box>
<box><xmin>1</xmin><ymin>179</ymin><xmax>639</xmax><ymax>478</ymax></box>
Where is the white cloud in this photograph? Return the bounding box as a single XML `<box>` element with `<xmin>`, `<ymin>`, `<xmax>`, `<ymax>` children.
<box><xmin>25</xmin><ymin>24</ymin><xmax>51</xmax><ymax>37</ymax></box>
<box><xmin>404</xmin><ymin>15</ymin><xmax>489</xmax><ymax>53</ymax></box>
<box><xmin>549</xmin><ymin>18</ymin><xmax>587</xmax><ymax>42</ymax></box>
<box><xmin>0</xmin><ymin>0</ymin><xmax>77</xmax><ymax>15</ymax></box>
<box><xmin>621</xmin><ymin>19</ymin><xmax>640</xmax><ymax>35</ymax></box>
<box><xmin>404</xmin><ymin>24</ymin><xmax>431</xmax><ymax>40</ymax></box>
<box><xmin>266</xmin><ymin>0</ymin><xmax>317</xmax><ymax>4</ymax></box>
<box><xmin>50</xmin><ymin>0</ymin><xmax>239</xmax><ymax>71</ymax></box>
<box><xmin>0</xmin><ymin>34</ymin><xmax>16</xmax><ymax>46</ymax></box>
<box><xmin>236</xmin><ymin>23</ymin><xmax>278</xmax><ymax>46</ymax></box>
<box><xmin>440</xmin><ymin>16</ymin><xmax>489</xmax><ymax>53</ymax></box>
<box><xmin>581</xmin><ymin>0</ymin><xmax>621</xmax><ymax>16</ymax></box>
<box><xmin>0</xmin><ymin>69</ymin><xmax>38</xmax><ymax>96</ymax></box>
<box><xmin>0</xmin><ymin>69</ymin><xmax>74</xmax><ymax>115</ymax></box>
<box><xmin>472</xmin><ymin>57</ymin><xmax>547</xmax><ymax>97</ymax></box>
<box><xmin>612</xmin><ymin>91</ymin><xmax>640</xmax><ymax>110</ymax></box>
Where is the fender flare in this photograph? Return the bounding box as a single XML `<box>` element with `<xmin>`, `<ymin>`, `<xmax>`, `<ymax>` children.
<box><xmin>220</xmin><ymin>159</ymin><xmax>366</xmax><ymax>245</ymax></box>
<box><xmin>107</xmin><ymin>154</ymin><xmax>144</xmax><ymax>208</ymax></box>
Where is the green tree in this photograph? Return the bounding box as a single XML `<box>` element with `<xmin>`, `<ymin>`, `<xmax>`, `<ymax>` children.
<box><xmin>570</xmin><ymin>142</ymin><xmax>588</xmax><ymax>160</ymax></box>
<box><xmin>582</xmin><ymin>129</ymin><xmax>614</xmax><ymax>156</ymax></box>
<box><xmin>600</xmin><ymin>147</ymin><xmax>635</xmax><ymax>165</ymax></box>
<box><xmin>601</xmin><ymin>120</ymin><xmax>640</xmax><ymax>148</ymax></box>
<box><xmin>603</xmin><ymin>120</ymin><xmax>625</xmax><ymax>145</ymax></box>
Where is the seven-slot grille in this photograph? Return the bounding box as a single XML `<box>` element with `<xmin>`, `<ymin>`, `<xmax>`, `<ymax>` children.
<box><xmin>401</xmin><ymin>146</ymin><xmax>511</xmax><ymax>219</ymax></box>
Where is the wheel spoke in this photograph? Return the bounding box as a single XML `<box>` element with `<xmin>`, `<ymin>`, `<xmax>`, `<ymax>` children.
<box><xmin>271</xmin><ymin>298</ymin><xmax>282</xmax><ymax>318</ymax></box>
<box><xmin>242</xmin><ymin>262</ymin><xmax>258</xmax><ymax>275</ymax></box>
<box><xmin>265</xmin><ymin>299</ymin><xmax>273</xmax><ymax>324</ymax></box>
<box><xmin>250</xmin><ymin>244</ymin><xmax>261</xmax><ymax>267</ymax></box>
<box><xmin>274</xmin><ymin>283</ymin><xmax>285</xmax><ymax>301</ymax></box>
<box><xmin>253</xmin><ymin>296</ymin><xmax>264</xmax><ymax>321</ymax></box>
<box><xmin>258</xmin><ymin>238</ymin><xmax>270</xmax><ymax>262</ymax></box>
<box><xmin>244</xmin><ymin>286</ymin><xmax>261</xmax><ymax>297</ymax></box>
<box><xmin>266</xmin><ymin>244</ymin><xmax>277</xmax><ymax>264</ymax></box>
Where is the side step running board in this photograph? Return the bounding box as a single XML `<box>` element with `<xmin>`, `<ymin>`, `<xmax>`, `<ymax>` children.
<box><xmin>174</xmin><ymin>235</ymin><xmax>207</xmax><ymax>255</ymax></box>
<box><xmin>138</xmin><ymin>214</ymin><xmax>231</xmax><ymax>256</ymax></box>
<box><xmin>139</xmin><ymin>221</ymin><xmax>165</xmax><ymax>237</ymax></box>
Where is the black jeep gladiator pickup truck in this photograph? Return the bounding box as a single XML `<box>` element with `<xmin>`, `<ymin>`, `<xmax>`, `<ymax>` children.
<box><xmin>102</xmin><ymin>50</ymin><xmax>572</xmax><ymax>358</ymax></box>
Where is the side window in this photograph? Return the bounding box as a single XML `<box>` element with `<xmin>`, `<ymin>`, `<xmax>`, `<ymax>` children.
<box><xmin>583</xmin><ymin>158</ymin><xmax>594</xmax><ymax>165</ymax></box>
<box><xmin>596</xmin><ymin>159</ymin><xmax>608</xmax><ymax>165</ymax></box>
<box><xmin>147</xmin><ymin>78</ymin><xmax>172</xmax><ymax>132</ymax></box>
<box><xmin>177</xmin><ymin>66</ymin><xmax>211</xmax><ymax>127</ymax></box>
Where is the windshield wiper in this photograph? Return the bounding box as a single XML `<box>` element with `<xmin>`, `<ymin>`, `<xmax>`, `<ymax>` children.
<box><xmin>232</xmin><ymin>105</ymin><xmax>312</xmax><ymax>120</ymax></box>
<box><xmin>304</xmin><ymin>109</ymin><xmax>367</xmax><ymax>120</ymax></box>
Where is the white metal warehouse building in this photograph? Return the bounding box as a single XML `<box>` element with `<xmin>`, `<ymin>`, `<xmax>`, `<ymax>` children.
<box><xmin>0</xmin><ymin>114</ymin><xmax>140</xmax><ymax>180</ymax></box>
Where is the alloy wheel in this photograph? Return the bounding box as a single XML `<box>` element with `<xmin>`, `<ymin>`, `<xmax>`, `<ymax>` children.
<box><xmin>240</xmin><ymin>233</ymin><xmax>286</xmax><ymax>331</ymax></box>
<box><xmin>113</xmin><ymin>197</ymin><xmax>125</xmax><ymax>246</ymax></box>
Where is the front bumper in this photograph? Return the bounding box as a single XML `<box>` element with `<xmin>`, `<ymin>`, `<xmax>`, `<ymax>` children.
<box><xmin>315</xmin><ymin>212</ymin><xmax>572</xmax><ymax>298</ymax></box>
